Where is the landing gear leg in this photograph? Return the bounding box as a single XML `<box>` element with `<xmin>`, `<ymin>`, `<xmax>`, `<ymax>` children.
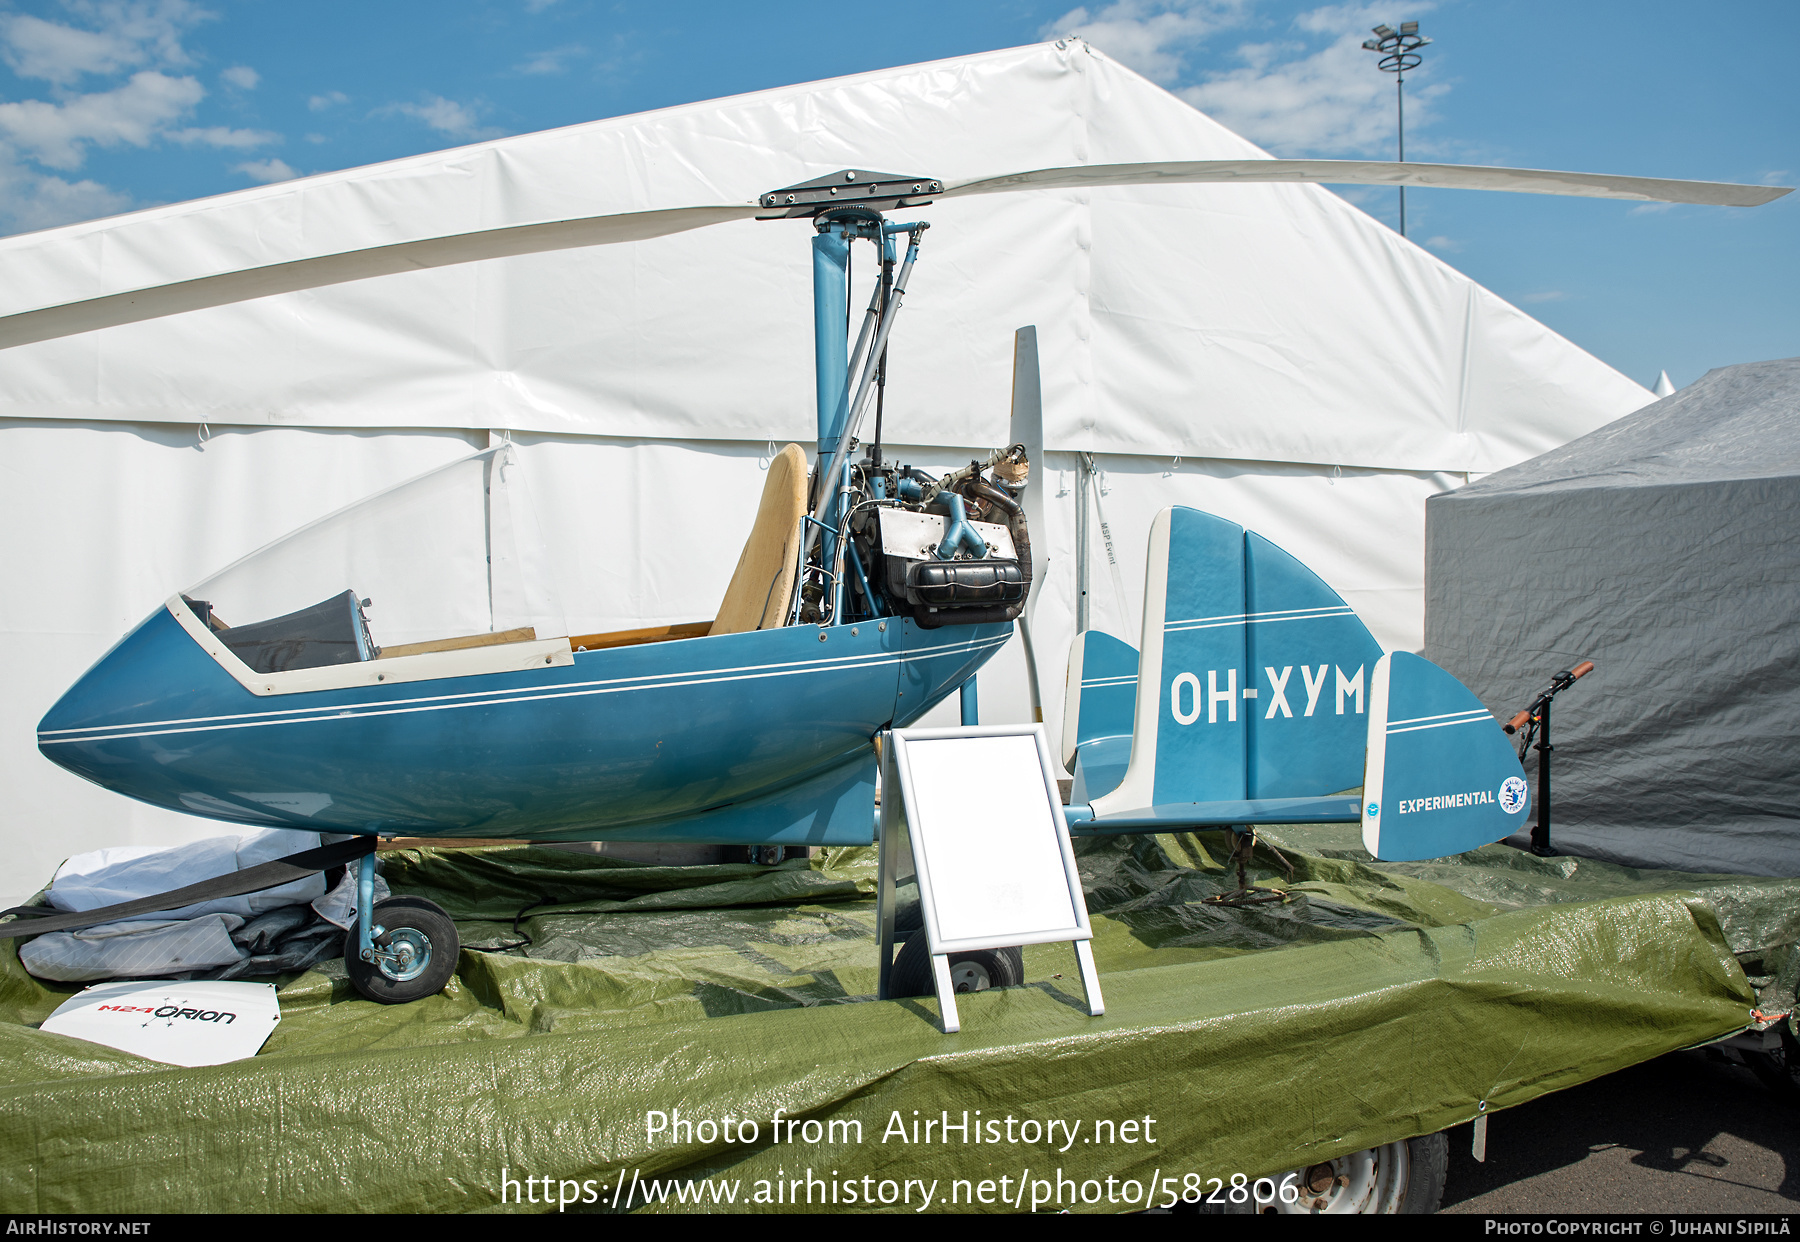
<box><xmin>346</xmin><ymin>850</ymin><xmax>460</xmax><ymax>1004</ymax></box>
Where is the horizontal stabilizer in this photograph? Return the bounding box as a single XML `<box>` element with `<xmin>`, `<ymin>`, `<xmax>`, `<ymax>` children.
<box><xmin>1069</xmin><ymin>796</ymin><xmax>1361</xmax><ymax>835</ymax></box>
<box><xmin>1362</xmin><ymin>652</ymin><xmax>1531</xmax><ymax>861</ymax></box>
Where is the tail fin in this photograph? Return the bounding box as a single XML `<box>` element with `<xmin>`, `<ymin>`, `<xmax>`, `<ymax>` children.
<box><xmin>1243</xmin><ymin>531</ymin><xmax>1384</xmax><ymax>798</ymax></box>
<box><xmin>1061</xmin><ymin>629</ymin><xmax>1138</xmax><ymax>801</ymax></box>
<box><xmin>1092</xmin><ymin>508</ymin><xmax>1383</xmax><ymax>815</ymax></box>
<box><xmin>1362</xmin><ymin>652</ymin><xmax>1531</xmax><ymax>861</ymax></box>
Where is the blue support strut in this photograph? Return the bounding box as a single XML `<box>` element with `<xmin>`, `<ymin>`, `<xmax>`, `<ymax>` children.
<box><xmin>811</xmin><ymin>228</ymin><xmax>851</xmax><ymax>461</ymax></box>
<box><xmin>811</xmin><ymin>227</ymin><xmax>851</xmax><ymax>597</ymax></box>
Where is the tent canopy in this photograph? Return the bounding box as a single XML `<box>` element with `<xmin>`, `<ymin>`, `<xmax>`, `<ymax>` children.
<box><xmin>1</xmin><ymin>41</ymin><xmax>1654</xmax><ymax>903</ymax></box>
<box><xmin>0</xmin><ymin>40</ymin><xmax>1646</xmax><ymax>473</ymax></box>
<box><xmin>1424</xmin><ymin>358</ymin><xmax>1800</xmax><ymax>877</ymax></box>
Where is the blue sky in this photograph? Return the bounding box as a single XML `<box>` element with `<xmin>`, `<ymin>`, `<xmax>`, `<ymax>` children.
<box><xmin>0</xmin><ymin>0</ymin><xmax>1790</xmax><ymax>389</ymax></box>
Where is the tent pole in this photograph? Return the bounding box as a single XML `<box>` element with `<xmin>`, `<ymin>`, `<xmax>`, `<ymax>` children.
<box><xmin>1076</xmin><ymin>451</ymin><xmax>1092</xmax><ymax>632</ymax></box>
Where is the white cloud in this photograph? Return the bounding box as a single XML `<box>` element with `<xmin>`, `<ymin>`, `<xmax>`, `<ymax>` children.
<box><xmin>524</xmin><ymin>0</ymin><xmax>560</xmax><ymax>11</ymax></box>
<box><xmin>1421</xmin><ymin>234</ymin><xmax>1461</xmax><ymax>253</ymax></box>
<box><xmin>304</xmin><ymin>131</ymin><xmax>327</xmax><ymax>144</ymax></box>
<box><xmin>1518</xmin><ymin>290</ymin><xmax>1567</xmax><ymax>303</ymax></box>
<box><xmin>0</xmin><ymin>70</ymin><xmax>204</xmax><ymax>169</ymax></box>
<box><xmin>235</xmin><ymin>157</ymin><xmax>295</xmax><ymax>184</ymax></box>
<box><xmin>169</xmin><ymin>125</ymin><xmax>278</xmax><ymax>149</ymax></box>
<box><xmin>1040</xmin><ymin>1</ymin><xmax>1248</xmax><ymax>85</ymax></box>
<box><xmin>0</xmin><ymin>1</ymin><xmax>208</xmax><ymax>85</ymax></box>
<box><xmin>0</xmin><ymin>1</ymin><xmax>298</xmax><ymax>235</ymax></box>
<box><xmin>0</xmin><ymin>152</ymin><xmax>131</xmax><ymax>232</ymax></box>
<box><xmin>308</xmin><ymin>90</ymin><xmax>348</xmax><ymax>112</ymax></box>
<box><xmin>516</xmin><ymin>44</ymin><xmax>584</xmax><ymax>75</ymax></box>
<box><xmin>1182</xmin><ymin>3</ymin><xmax>1444</xmax><ymax>155</ymax></box>
<box><xmin>384</xmin><ymin>94</ymin><xmax>501</xmax><ymax>141</ymax></box>
<box><xmin>1</xmin><ymin>14</ymin><xmax>140</xmax><ymax>83</ymax></box>
<box><xmin>1038</xmin><ymin>2</ymin><xmax>1449</xmax><ymax>158</ymax></box>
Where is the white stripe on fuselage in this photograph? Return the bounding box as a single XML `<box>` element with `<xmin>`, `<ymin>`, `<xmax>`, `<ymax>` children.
<box><xmin>41</xmin><ymin>632</ymin><xmax>1008</xmax><ymax>746</ymax></box>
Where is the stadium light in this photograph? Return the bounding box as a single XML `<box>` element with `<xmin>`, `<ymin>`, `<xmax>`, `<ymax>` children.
<box><xmin>1363</xmin><ymin>21</ymin><xmax>1433</xmax><ymax>236</ymax></box>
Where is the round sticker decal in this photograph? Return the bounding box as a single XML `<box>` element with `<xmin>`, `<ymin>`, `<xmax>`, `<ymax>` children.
<box><xmin>1499</xmin><ymin>776</ymin><xmax>1529</xmax><ymax>815</ymax></box>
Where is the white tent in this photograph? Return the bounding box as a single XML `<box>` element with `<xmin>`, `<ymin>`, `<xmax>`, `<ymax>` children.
<box><xmin>0</xmin><ymin>40</ymin><xmax>1652</xmax><ymax>902</ymax></box>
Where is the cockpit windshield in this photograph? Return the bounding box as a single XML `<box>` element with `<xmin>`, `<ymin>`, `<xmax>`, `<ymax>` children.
<box><xmin>184</xmin><ymin>445</ymin><xmax>564</xmax><ymax>675</ymax></box>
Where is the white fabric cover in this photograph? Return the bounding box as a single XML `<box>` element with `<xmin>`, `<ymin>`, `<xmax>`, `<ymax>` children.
<box><xmin>19</xmin><ymin>915</ymin><xmax>248</xmax><ymax>983</ymax></box>
<box><xmin>46</xmin><ymin>828</ymin><xmax>326</xmax><ymax>921</ymax></box>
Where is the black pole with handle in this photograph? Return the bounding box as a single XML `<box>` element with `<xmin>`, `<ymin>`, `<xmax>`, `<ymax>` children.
<box><xmin>1504</xmin><ymin>661</ymin><xmax>1595</xmax><ymax>857</ymax></box>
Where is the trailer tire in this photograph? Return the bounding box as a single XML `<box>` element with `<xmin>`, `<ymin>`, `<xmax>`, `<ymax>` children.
<box><xmin>888</xmin><ymin>931</ymin><xmax>1023</xmax><ymax>998</ymax></box>
<box><xmin>1198</xmin><ymin>1131</ymin><xmax>1448</xmax><ymax>1214</ymax></box>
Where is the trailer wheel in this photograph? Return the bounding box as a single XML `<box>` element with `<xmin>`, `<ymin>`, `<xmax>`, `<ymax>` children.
<box><xmin>887</xmin><ymin>931</ymin><xmax>1023</xmax><ymax>998</ymax></box>
<box><xmin>1204</xmin><ymin>1132</ymin><xmax>1448</xmax><ymax>1214</ymax></box>
<box><xmin>346</xmin><ymin>897</ymin><xmax>459</xmax><ymax>1004</ymax></box>
<box><xmin>1745</xmin><ymin>1024</ymin><xmax>1800</xmax><ymax>1103</ymax></box>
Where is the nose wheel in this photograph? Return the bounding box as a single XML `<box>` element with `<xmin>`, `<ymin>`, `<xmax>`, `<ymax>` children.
<box><xmin>346</xmin><ymin>896</ymin><xmax>460</xmax><ymax>1004</ymax></box>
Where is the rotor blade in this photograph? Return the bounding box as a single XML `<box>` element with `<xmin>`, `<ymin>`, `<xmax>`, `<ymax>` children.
<box><xmin>0</xmin><ymin>202</ymin><xmax>761</xmax><ymax>351</ymax></box>
<box><xmin>943</xmin><ymin>159</ymin><xmax>1791</xmax><ymax>208</ymax></box>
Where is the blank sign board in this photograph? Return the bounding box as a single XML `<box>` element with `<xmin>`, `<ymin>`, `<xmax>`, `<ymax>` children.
<box><xmin>882</xmin><ymin>723</ymin><xmax>1102</xmax><ymax>1033</ymax></box>
<box><xmin>898</xmin><ymin>732</ymin><xmax>1082</xmax><ymax>949</ymax></box>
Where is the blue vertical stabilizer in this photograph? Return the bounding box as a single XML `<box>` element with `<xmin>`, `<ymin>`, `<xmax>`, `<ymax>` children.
<box><xmin>1061</xmin><ymin>629</ymin><xmax>1139</xmax><ymax>801</ymax></box>
<box><xmin>1243</xmin><ymin>532</ymin><xmax>1384</xmax><ymax>798</ymax></box>
<box><xmin>1361</xmin><ymin>652</ymin><xmax>1531</xmax><ymax>862</ymax></box>
<box><xmin>1091</xmin><ymin>508</ymin><xmax>1381</xmax><ymax>816</ymax></box>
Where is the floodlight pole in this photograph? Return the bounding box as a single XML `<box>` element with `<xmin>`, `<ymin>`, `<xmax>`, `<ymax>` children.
<box><xmin>1362</xmin><ymin>22</ymin><xmax>1431</xmax><ymax>237</ymax></box>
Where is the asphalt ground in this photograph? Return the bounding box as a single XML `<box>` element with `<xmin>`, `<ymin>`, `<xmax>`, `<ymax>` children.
<box><xmin>1438</xmin><ymin>1047</ymin><xmax>1800</xmax><ymax>1214</ymax></box>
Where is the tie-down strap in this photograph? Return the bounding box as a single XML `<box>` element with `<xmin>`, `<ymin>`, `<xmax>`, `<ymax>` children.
<box><xmin>0</xmin><ymin>835</ymin><xmax>378</xmax><ymax>938</ymax></box>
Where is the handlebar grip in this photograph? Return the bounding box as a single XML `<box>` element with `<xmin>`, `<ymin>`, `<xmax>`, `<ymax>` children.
<box><xmin>1570</xmin><ymin>661</ymin><xmax>1595</xmax><ymax>679</ymax></box>
<box><xmin>1504</xmin><ymin>709</ymin><xmax>1532</xmax><ymax>734</ymax></box>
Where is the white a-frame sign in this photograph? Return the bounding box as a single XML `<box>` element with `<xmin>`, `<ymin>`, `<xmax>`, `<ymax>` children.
<box><xmin>879</xmin><ymin>723</ymin><xmax>1104</xmax><ymax>1033</ymax></box>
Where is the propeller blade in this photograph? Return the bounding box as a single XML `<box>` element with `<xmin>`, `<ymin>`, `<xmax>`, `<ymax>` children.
<box><xmin>0</xmin><ymin>202</ymin><xmax>760</xmax><ymax>351</ymax></box>
<box><xmin>943</xmin><ymin>159</ymin><xmax>1791</xmax><ymax>208</ymax></box>
<box><xmin>1008</xmin><ymin>325</ymin><xmax>1050</xmax><ymax>727</ymax></box>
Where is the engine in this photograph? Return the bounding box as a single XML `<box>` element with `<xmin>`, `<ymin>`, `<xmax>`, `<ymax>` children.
<box><xmin>798</xmin><ymin>443</ymin><xmax>1033</xmax><ymax>628</ymax></box>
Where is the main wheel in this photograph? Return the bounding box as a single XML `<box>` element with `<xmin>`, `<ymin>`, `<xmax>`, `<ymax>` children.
<box><xmin>346</xmin><ymin>896</ymin><xmax>460</xmax><ymax>1004</ymax></box>
<box><xmin>1745</xmin><ymin>1024</ymin><xmax>1800</xmax><ymax>1103</ymax></box>
<box><xmin>1227</xmin><ymin>1133</ymin><xmax>1446</xmax><ymax>1214</ymax></box>
<box><xmin>887</xmin><ymin>930</ymin><xmax>1024</xmax><ymax>998</ymax></box>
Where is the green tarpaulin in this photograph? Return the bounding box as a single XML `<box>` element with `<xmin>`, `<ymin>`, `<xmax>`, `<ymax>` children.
<box><xmin>1</xmin><ymin>828</ymin><xmax>1793</xmax><ymax>1213</ymax></box>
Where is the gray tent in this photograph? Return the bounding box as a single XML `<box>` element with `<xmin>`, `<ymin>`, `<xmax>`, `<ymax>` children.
<box><xmin>1424</xmin><ymin>357</ymin><xmax>1800</xmax><ymax>877</ymax></box>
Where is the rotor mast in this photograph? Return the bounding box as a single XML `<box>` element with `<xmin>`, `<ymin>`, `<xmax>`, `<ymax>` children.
<box><xmin>759</xmin><ymin>170</ymin><xmax>940</xmax><ymax>623</ymax></box>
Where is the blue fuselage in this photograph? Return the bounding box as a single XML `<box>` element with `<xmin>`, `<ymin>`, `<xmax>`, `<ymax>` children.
<box><xmin>38</xmin><ymin>607</ymin><xmax>1010</xmax><ymax>844</ymax></box>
